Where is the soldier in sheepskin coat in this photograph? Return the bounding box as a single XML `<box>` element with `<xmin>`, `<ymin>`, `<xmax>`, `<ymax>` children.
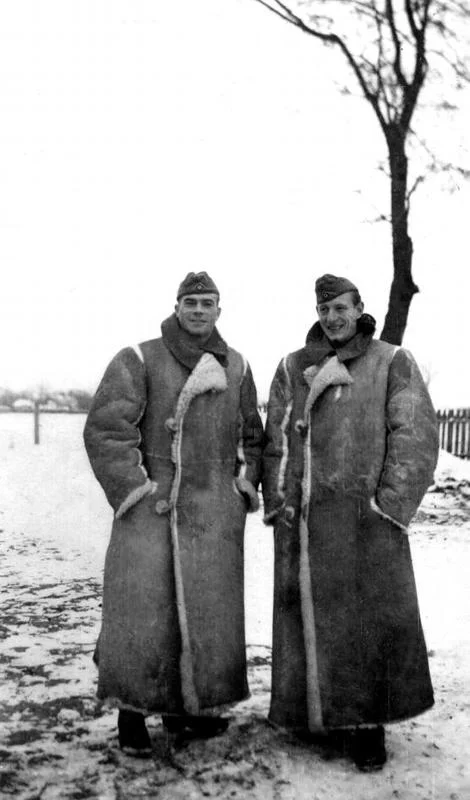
<box><xmin>84</xmin><ymin>272</ymin><xmax>263</xmax><ymax>755</ymax></box>
<box><xmin>263</xmin><ymin>274</ymin><xmax>439</xmax><ymax>772</ymax></box>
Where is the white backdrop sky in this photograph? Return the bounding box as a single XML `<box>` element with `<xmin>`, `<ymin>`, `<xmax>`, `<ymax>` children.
<box><xmin>1</xmin><ymin>0</ymin><xmax>468</xmax><ymax>406</ymax></box>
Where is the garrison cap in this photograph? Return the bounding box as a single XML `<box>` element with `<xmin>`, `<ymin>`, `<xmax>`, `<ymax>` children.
<box><xmin>177</xmin><ymin>271</ymin><xmax>220</xmax><ymax>300</ymax></box>
<box><xmin>315</xmin><ymin>274</ymin><xmax>359</xmax><ymax>304</ymax></box>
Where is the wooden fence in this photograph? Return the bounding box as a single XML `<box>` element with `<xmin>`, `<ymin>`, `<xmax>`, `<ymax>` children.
<box><xmin>437</xmin><ymin>408</ymin><xmax>470</xmax><ymax>459</ymax></box>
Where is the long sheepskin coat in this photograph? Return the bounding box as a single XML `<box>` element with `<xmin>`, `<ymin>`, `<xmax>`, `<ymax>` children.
<box><xmin>263</xmin><ymin>324</ymin><xmax>439</xmax><ymax>732</ymax></box>
<box><xmin>84</xmin><ymin>335</ymin><xmax>263</xmax><ymax>714</ymax></box>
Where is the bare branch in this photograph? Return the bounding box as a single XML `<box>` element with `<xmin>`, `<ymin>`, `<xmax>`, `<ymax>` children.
<box><xmin>253</xmin><ymin>0</ymin><xmax>303</xmax><ymax>29</ymax></box>
<box><xmin>400</xmin><ymin>3</ymin><xmax>431</xmax><ymax>132</ymax></box>
<box><xmin>373</xmin><ymin>7</ymin><xmax>393</xmax><ymax>119</ymax></box>
<box><xmin>404</xmin><ymin>0</ymin><xmax>421</xmax><ymax>40</ymax></box>
<box><xmin>406</xmin><ymin>174</ymin><xmax>426</xmax><ymax>210</ymax></box>
<box><xmin>365</xmin><ymin>213</ymin><xmax>390</xmax><ymax>223</ymax></box>
<box><xmin>385</xmin><ymin>0</ymin><xmax>408</xmax><ymax>89</ymax></box>
<box><xmin>253</xmin><ymin>0</ymin><xmax>389</xmax><ymax>132</ymax></box>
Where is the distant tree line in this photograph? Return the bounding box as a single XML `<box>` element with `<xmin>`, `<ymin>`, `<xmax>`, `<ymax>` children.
<box><xmin>0</xmin><ymin>387</ymin><xmax>269</xmax><ymax>415</ymax></box>
<box><xmin>0</xmin><ymin>388</ymin><xmax>94</xmax><ymax>413</ymax></box>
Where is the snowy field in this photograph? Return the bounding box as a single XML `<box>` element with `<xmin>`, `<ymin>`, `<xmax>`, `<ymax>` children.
<box><xmin>1</xmin><ymin>413</ymin><xmax>469</xmax><ymax>799</ymax></box>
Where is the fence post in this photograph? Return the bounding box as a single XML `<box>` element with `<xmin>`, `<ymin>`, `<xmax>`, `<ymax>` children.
<box><xmin>33</xmin><ymin>399</ymin><xmax>40</xmax><ymax>445</ymax></box>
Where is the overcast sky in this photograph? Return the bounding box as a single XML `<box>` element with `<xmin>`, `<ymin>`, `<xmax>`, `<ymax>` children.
<box><xmin>1</xmin><ymin>0</ymin><xmax>468</xmax><ymax>405</ymax></box>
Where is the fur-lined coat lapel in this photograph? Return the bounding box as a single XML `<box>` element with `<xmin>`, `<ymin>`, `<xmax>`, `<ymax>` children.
<box><xmin>165</xmin><ymin>351</ymin><xmax>228</xmax><ymax>511</ymax></box>
<box><xmin>297</xmin><ymin>356</ymin><xmax>354</xmax><ymax>432</ymax></box>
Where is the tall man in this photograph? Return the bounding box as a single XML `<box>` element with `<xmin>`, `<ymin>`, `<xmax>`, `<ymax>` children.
<box><xmin>263</xmin><ymin>274</ymin><xmax>438</xmax><ymax>771</ymax></box>
<box><xmin>84</xmin><ymin>272</ymin><xmax>263</xmax><ymax>756</ymax></box>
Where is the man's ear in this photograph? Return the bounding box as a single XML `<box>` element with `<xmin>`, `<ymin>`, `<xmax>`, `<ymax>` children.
<box><xmin>216</xmin><ymin>305</ymin><xmax>221</xmax><ymax>320</ymax></box>
<box><xmin>356</xmin><ymin>301</ymin><xmax>364</xmax><ymax>316</ymax></box>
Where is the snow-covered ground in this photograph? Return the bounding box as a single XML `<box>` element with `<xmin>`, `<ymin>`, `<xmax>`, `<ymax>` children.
<box><xmin>1</xmin><ymin>414</ymin><xmax>469</xmax><ymax>799</ymax></box>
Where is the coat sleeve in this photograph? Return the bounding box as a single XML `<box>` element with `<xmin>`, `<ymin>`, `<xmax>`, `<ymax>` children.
<box><xmin>262</xmin><ymin>357</ymin><xmax>293</xmax><ymax>524</ymax></box>
<box><xmin>83</xmin><ymin>347</ymin><xmax>156</xmax><ymax>517</ymax></box>
<box><xmin>375</xmin><ymin>348</ymin><xmax>439</xmax><ymax>528</ymax></box>
<box><xmin>234</xmin><ymin>362</ymin><xmax>264</xmax><ymax>512</ymax></box>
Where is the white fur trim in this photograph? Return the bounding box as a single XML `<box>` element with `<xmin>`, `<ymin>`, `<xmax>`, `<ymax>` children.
<box><xmin>235</xmin><ymin>357</ymin><xmax>249</xmax><ymax>477</ymax></box>
<box><xmin>370</xmin><ymin>498</ymin><xmax>408</xmax><ymax>533</ymax></box>
<box><xmin>297</xmin><ymin>355</ymin><xmax>354</xmax><ymax>732</ymax></box>
<box><xmin>169</xmin><ymin>353</ymin><xmax>227</xmax><ymax>505</ymax></box>
<box><xmin>131</xmin><ymin>344</ymin><xmax>145</xmax><ymax>363</ymax></box>
<box><xmin>236</xmin><ymin>413</ymin><xmax>248</xmax><ymax>480</ymax></box>
<box><xmin>115</xmin><ymin>480</ymin><xmax>157</xmax><ymax>519</ymax></box>
<box><xmin>299</xmin><ymin>415</ymin><xmax>323</xmax><ymax>731</ymax></box>
<box><xmin>167</xmin><ymin>353</ymin><xmax>228</xmax><ymax>715</ymax></box>
<box><xmin>171</xmin><ymin>505</ymin><xmax>200</xmax><ymax>715</ymax></box>
<box><xmin>303</xmin><ymin>356</ymin><xmax>353</xmax><ymax>424</ymax></box>
<box><xmin>173</xmin><ymin>352</ymin><xmax>227</xmax><ymax>429</ymax></box>
<box><xmin>101</xmin><ymin>698</ymin><xmax>151</xmax><ymax>716</ymax></box>
<box><xmin>234</xmin><ymin>476</ymin><xmax>259</xmax><ymax>513</ymax></box>
<box><xmin>336</xmin><ymin>722</ymin><xmax>382</xmax><ymax>730</ymax></box>
<box><xmin>128</xmin><ymin>344</ymin><xmax>148</xmax><ymax>480</ymax></box>
<box><xmin>302</xmin><ymin>363</ymin><xmax>321</xmax><ymax>387</ymax></box>
<box><xmin>236</xmin><ymin>450</ymin><xmax>247</xmax><ymax>479</ymax></box>
<box><xmin>277</xmin><ymin>356</ymin><xmax>293</xmax><ymax>501</ymax></box>
<box><xmin>277</xmin><ymin>400</ymin><xmax>292</xmax><ymax>501</ymax></box>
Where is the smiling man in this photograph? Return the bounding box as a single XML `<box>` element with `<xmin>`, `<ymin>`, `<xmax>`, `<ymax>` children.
<box><xmin>263</xmin><ymin>273</ymin><xmax>439</xmax><ymax>771</ymax></box>
<box><xmin>316</xmin><ymin>284</ymin><xmax>364</xmax><ymax>344</ymax></box>
<box><xmin>175</xmin><ymin>291</ymin><xmax>221</xmax><ymax>339</ymax></box>
<box><xmin>84</xmin><ymin>271</ymin><xmax>263</xmax><ymax>756</ymax></box>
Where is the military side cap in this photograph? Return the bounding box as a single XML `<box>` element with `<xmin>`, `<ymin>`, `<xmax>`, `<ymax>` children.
<box><xmin>177</xmin><ymin>271</ymin><xmax>220</xmax><ymax>300</ymax></box>
<box><xmin>315</xmin><ymin>274</ymin><xmax>358</xmax><ymax>303</ymax></box>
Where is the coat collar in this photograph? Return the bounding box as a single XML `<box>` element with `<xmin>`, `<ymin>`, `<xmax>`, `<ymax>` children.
<box><xmin>161</xmin><ymin>313</ymin><xmax>228</xmax><ymax>372</ymax></box>
<box><xmin>299</xmin><ymin>320</ymin><xmax>375</xmax><ymax>369</ymax></box>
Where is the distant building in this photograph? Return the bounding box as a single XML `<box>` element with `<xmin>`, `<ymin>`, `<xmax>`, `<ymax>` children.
<box><xmin>12</xmin><ymin>398</ymin><xmax>34</xmax><ymax>411</ymax></box>
<box><xmin>39</xmin><ymin>399</ymin><xmax>59</xmax><ymax>411</ymax></box>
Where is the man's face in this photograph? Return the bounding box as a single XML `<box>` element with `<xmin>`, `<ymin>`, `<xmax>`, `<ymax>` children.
<box><xmin>175</xmin><ymin>293</ymin><xmax>221</xmax><ymax>340</ymax></box>
<box><xmin>316</xmin><ymin>291</ymin><xmax>364</xmax><ymax>344</ymax></box>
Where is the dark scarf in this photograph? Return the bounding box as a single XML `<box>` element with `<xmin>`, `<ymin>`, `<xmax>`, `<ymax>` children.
<box><xmin>161</xmin><ymin>313</ymin><xmax>228</xmax><ymax>372</ymax></box>
<box><xmin>299</xmin><ymin>314</ymin><xmax>376</xmax><ymax>370</ymax></box>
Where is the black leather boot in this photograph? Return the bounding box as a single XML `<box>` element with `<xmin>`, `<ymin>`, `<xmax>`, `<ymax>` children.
<box><xmin>350</xmin><ymin>725</ymin><xmax>387</xmax><ymax>771</ymax></box>
<box><xmin>118</xmin><ymin>709</ymin><xmax>152</xmax><ymax>757</ymax></box>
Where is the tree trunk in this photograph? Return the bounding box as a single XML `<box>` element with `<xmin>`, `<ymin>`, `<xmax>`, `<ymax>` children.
<box><xmin>380</xmin><ymin>128</ymin><xmax>419</xmax><ymax>345</ymax></box>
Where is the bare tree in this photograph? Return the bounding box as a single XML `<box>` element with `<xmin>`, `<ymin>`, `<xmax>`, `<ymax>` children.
<box><xmin>251</xmin><ymin>0</ymin><xmax>470</xmax><ymax>343</ymax></box>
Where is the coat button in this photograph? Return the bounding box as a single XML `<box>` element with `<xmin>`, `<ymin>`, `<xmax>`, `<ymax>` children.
<box><xmin>294</xmin><ymin>419</ymin><xmax>308</xmax><ymax>438</ymax></box>
<box><xmin>155</xmin><ymin>499</ymin><xmax>171</xmax><ymax>515</ymax></box>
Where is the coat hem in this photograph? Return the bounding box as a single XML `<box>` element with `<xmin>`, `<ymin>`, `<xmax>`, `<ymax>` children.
<box><xmin>97</xmin><ymin>689</ymin><xmax>251</xmax><ymax>718</ymax></box>
<box><xmin>268</xmin><ymin>697</ymin><xmax>435</xmax><ymax>733</ymax></box>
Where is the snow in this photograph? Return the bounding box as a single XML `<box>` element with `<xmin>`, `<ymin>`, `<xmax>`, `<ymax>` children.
<box><xmin>1</xmin><ymin>414</ymin><xmax>469</xmax><ymax>798</ymax></box>
<box><xmin>432</xmin><ymin>450</ymin><xmax>470</xmax><ymax>487</ymax></box>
